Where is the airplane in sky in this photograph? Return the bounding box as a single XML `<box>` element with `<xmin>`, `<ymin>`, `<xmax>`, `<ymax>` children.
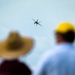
<box><xmin>32</xmin><ymin>19</ymin><xmax>42</xmax><ymax>27</ymax></box>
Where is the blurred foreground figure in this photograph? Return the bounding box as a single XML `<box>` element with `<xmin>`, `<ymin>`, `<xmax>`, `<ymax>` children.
<box><xmin>33</xmin><ymin>22</ymin><xmax>75</xmax><ymax>75</ymax></box>
<box><xmin>0</xmin><ymin>32</ymin><xmax>34</xmax><ymax>75</ymax></box>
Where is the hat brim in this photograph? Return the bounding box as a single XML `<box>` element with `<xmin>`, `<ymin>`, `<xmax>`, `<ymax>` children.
<box><xmin>0</xmin><ymin>37</ymin><xmax>34</xmax><ymax>60</ymax></box>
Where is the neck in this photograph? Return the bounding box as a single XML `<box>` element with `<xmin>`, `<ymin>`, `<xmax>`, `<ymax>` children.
<box><xmin>58</xmin><ymin>41</ymin><xmax>71</xmax><ymax>44</ymax></box>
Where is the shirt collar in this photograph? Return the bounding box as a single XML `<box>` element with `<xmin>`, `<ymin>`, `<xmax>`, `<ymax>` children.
<box><xmin>57</xmin><ymin>42</ymin><xmax>74</xmax><ymax>48</ymax></box>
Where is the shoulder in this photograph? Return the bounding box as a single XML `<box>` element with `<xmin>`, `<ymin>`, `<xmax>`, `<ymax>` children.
<box><xmin>39</xmin><ymin>45</ymin><xmax>68</xmax><ymax>65</ymax></box>
<box><xmin>11</xmin><ymin>61</ymin><xmax>32</xmax><ymax>75</ymax></box>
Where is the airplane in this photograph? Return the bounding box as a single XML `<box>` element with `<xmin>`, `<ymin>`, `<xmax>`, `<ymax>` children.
<box><xmin>32</xmin><ymin>19</ymin><xmax>42</xmax><ymax>27</ymax></box>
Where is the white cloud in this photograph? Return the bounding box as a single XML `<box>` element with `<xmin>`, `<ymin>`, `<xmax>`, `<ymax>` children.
<box><xmin>0</xmin><ymin>26</ymin><xmax>10</xmax><ymax>31</ymax></box>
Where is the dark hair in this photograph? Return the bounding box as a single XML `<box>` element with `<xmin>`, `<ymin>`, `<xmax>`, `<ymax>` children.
<box><xmin>56</xmin><ymin>31</ymin><xmax>75</xmax><ymax>43</ymax></box>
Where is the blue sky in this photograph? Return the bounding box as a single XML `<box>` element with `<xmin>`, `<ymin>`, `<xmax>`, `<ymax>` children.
<box><xmin>0</xmin><ymin>0</ymin><xmax>75</xmax><ymax>68</ymax></box>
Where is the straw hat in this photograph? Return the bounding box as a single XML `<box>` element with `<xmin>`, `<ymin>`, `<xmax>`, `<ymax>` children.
<box><xmin>0</xmin><ymin>32</ymin><xmax>34</xmax><ymax>60</ymax></box>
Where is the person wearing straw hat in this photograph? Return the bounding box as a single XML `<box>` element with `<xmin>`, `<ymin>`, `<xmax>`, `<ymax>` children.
<box><xmin>33</xmin><ymin>22</ymin><xmax>75</xmax><ymax>75</ymax></box>
<box><xmin>0</xmin><ymin>31</ymin><xmax>34</xmax><ymax>75</ymax></box>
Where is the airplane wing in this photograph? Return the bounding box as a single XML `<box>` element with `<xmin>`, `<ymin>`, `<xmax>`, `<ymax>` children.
<box><xmin>32</xmin><ymin>18</ymin><xmax>36</xmax><ymax>22</ymax></box>
<box><xmin>39</xmin><ymin>21</ymin><xmax>41</xmax><ymax>23</ymax></box>
<box><xmin>38</xmin><ymin>23</ymin><xmax>42</xmax><ymax>27</ymax></box>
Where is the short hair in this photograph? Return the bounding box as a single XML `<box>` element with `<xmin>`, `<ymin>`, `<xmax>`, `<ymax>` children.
<box><xmin>56</xmin><ymin>31</ymin><xmax>75</xmax><ymax>43</ymax></box>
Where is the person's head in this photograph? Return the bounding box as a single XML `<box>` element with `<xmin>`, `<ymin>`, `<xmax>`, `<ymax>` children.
<box><xmin>55</xmin><ymin>22</ymin><xmax>75</xmax><ymax>44</ymax></box>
